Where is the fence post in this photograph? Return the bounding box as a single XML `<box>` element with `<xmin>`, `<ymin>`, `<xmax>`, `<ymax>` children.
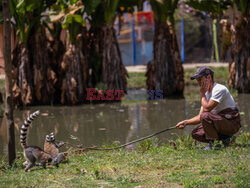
<box><xmin>131</xmin><ymin>14</ymin><xmax>136</xmax><ymax>66</ymax></box>
<box><xmin>181</xmin><ymin>19</ymin><xmax>185</xmax><ymax>62</ymax></box>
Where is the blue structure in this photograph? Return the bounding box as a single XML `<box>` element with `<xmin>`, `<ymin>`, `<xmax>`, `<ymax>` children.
<box><xmin>181</xmin><ymin>19</ymin><xmax>185</xmax><ymax>62</ymax></box>
<box><xmin>131</xmin><ymin>14</ymin><xmax>137</xmax><ymax>66</ymax></box>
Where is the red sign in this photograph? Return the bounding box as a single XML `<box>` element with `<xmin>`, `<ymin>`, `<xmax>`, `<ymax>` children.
<box><xmin>136</xmin><ymin>12</ymin><xmax>154</xmax><ymax>24</ymax></box>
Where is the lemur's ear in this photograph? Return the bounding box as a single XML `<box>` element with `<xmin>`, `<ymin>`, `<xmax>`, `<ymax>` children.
<box><xmin>50</xmin><ymin>132</ymin><xmax>54</xmax><ymax>136</ymax></box>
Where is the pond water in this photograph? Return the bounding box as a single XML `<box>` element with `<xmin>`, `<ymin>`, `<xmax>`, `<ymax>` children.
<box><xmin>0</xmin><ymin>94</ymin><xmax>249</xmax><ymax>156</ymax></box>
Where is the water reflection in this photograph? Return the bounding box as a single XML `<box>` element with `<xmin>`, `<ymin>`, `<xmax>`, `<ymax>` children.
<box><xmin>0</xmin><ymin>94</ymin><xmax>249</xmax><ymax>156</ymax></box>
<box><xmin>125</xmin><ymin>104</ymin><xmax>151</xmax><ymax>149</ymax></box>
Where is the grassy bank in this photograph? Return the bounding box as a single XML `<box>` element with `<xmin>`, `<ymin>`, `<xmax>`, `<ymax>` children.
<box><xmin>0</xmin><ymin>133</ymin><xmax>249</xmax><ymax>187</ymax></box>
<box><xmin>127</xmin><ymin>72</ymin><xmax>147</xmax><ymax>89</ymax></box>
<box><xmin>127</xmin><ymin>66</ymin><xmax>238</xmax><ymax>101</ymax></box>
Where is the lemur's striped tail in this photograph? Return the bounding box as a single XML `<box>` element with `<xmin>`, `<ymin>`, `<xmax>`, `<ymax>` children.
<box><xmin>20</xmin><ymin>111</ymin><xmax>40</xmax><ymax>149</ymax></box>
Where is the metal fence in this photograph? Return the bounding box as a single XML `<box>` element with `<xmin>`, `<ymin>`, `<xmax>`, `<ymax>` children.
<box><xmin>116</xmin><ymin>12</ymin><xmax>222</xmax><ymax>66</ymax></box>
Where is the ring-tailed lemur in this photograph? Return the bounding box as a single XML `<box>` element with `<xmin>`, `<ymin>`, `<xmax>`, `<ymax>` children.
<box><xmin>20</xmin><ymin>111</ymin><xmax>60</xmax><ymax>171</ymax></box>
<box><xmin>44</xmin><ymin>132</ymin><xmax>65</xmax><ymax>163</ymax></box>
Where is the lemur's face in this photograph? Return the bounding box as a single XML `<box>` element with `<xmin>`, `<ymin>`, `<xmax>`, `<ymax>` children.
<box><xmin>46</xmin><ymin>133</ymin><xmax>55</xmax><ymax>142</ymax></box>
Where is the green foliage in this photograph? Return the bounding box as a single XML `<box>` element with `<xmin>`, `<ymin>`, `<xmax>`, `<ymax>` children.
<box><xmin>49</xmin><ymin>1</ymin><xmax>85</xmax><ymax>43</ymax></box>
<box><xmin>95</xmin><ymin>82</ymin><xmax>108</xmax><ymax>92</ymax></box>
<box><xmin>236</xmin><ymin>132</ymin><xmax>250</xmax><ymax>146</ymax></box>
<box><xmin>103</xmin><ymin>0</ymin><xmax>119</xmax><ymax>24</ymax></box>
<box><xmin>89</xmin><ymin>0</ymin><xmax>119</xmax><ymax>26</ymax></box>
<box><xmin>234</xmin><ymin>0</ymin><xmax>249</xmax><ymax>16</ymax></box>
<box><xmin>81</xmin><ymin>0</ymin><xmax>101</xmax><ymax>16</ymax></box>
<box><xmin>186</xmin><ymin>0</ymin><xmax>233</xmax><ymax>17</ymax></box>
<box><xmin>86</xmin><ymin>0</ymin><xmax>144</xmax><ymax>26</ymax></box>
<box><xmin>138</xmin><ymin>138</ymin><xmax>154</xmax><ymax>152</ymax></box>
<box><xmin>62</xmin><ymin>14</ymin><xmax>85</xmax><ymax>42</ymax></box>
<box><xmin>16</xmin><ymin>0</ymin><xmax>42</xmax><ymax>13</ymax></box>
<box><xmin>10</xmin><ymin>0</ymin><xmax>56</xmax><ymax>43</ymax></box>
<box><xmin>150</xmin><ymin>0</ymin><xmax>179</xmax><ymax>23</ymax></box>
<box><xmin>118</xmin><ymin>0</ymin><xmax>144</xmax><ymax>14</ymax></box>
<box><xmin>173</xmin><ymin>134</ymin><xmax>196</xmax><ymax>150</ymax></box>
<box><xmin>10</xmin><ymin>0</ymin><xmax>27</xmax><ymax>42</ymax></box>
<box><xmin>182</xmin><ymin>175</ymin><xmax>226</xmax><ymax>187</ymax></box>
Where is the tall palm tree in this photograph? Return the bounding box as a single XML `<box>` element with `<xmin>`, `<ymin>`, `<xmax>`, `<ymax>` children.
<box><xmin>87</xmin><ymin>0</ymin><xmax>128</xmax><ymax>97</ymax></box>
<box><xmin>49</xmin><ymin>1</ymin><xmax>88</xmax><ymax>104</ymax></box>
<box><xmin>10</xmin><ymin>0</ymin><xmax>58</xmax><ymax>106</ymax></box>
<box><xmin>146</xmin><ymin>0</ymin><xmax>184</xmax><ymax>97</ymax></box>
<box><xmin>228</xmin><ymin>0</ymin><xmax>250</xmax><ymax>93</ymax></box>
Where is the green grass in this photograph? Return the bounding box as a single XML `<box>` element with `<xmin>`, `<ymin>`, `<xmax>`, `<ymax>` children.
<box><xmin>0</xmin><ymin>133</ymin><xmax>249</xmax><ymax>187</ymax></box>
<box><xmin>127</xmin><ymin>66</ymin><xmax>238</xmax><ymax>102</ymax></box>
<box><xmin>127</xmin><ymin>72</ymin><xmax>147</xmax><ymax>89</ymax></box>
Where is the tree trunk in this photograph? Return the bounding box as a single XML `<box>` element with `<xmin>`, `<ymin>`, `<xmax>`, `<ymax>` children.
<box><xmin>88</xmin><ymin>26</ymin><xmax>102</xmax><ymax>88</ymax></box>
<box><xmin>170</xmin><ymin>24</ymin><xmax>185</xmax><ymax>95</ymax></box>
<box><xmin>12</xmin><ymin>27</ymin><xmax>89</xmax><ymax>106</ymax></box>
<box><xmin>102</xmin><ymin>24</ymin><xmax>127</xmax><ymax>92</ymax></box>
<box><xmin>2</xmin><ymin>0</ymin><xmax>16</xmax><ymax>165</ymax></box>
<box><xmin>89</xmin><ymin>24</ymin><xmax>128</xmax><ymax>96</ymax></box>
<box><xmin>60</xmin><ymin>40</ymin><xmax>88</xmax><ymax>105</ymax></box>
<box><xmin>29</xmin><ymin>27</ymin><xmax>58</xmax><ymax>105</ymax></box>
<box><xmin>12</xmin><ymin>43</ymin><xmax>33</xmax><ymax>106</ymax></box>
<box><xmin>12</xmin><ymin>27</ymin><xmax>57</xmax><ymax>106</ymax></box>
<box><xmin>47</xmin><ymin>36</ymin><xmax>66</xmax><ymax>104</ymax></box>
<box><xmin>229</xmin><ymin>11</ymin><xmax>250</xmax><ymax>93</ymax></box>
<box><xmin>146</xmin><ymin>22</ymin><xmax>181</xmax><ymax>97</ymax></box>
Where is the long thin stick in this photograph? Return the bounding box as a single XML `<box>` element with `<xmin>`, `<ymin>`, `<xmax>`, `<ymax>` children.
<box><xmin>76</xmin><ymin>126</ymin><xmax>177</xmax><ymax>151</ymax></box>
